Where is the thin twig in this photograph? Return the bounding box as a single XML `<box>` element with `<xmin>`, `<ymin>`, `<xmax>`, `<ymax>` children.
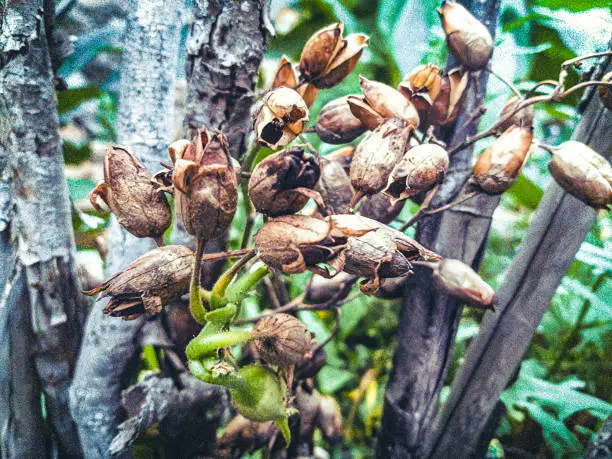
<box><xmin>448</xmin><ymin>80</ymin><xmax>612</xmax><ymax>155</ymax></box>
<box><xmin>298</xmin><ymin>134</ymin><xmax>321</xmax><ymax>157</ymax></box>
<box><xmin>400</xmin><ymin>190</ymin><xmax>478</xmax><ymax>231</ymax></box>
<box><xmin>234</xmin><ymin>292</ymin><xmax>359</xmax><ymax>325</ymax></box>
<box><xmin>561</xmin><ymin>51</ymin><xmax>612</xmax><ymax>70</ymax></box>
<box><xmin>525</xmin><ymin>79</ymin><xmax>558</xmax><ymax>98</ymax></box>
<box><xmin>201</xmin><ymin>248</ymin><xmax>255</xmax><ymax>263</ymax></box>
<box><xmin>485</xmin><ymin>66</ymin><xmax>521</xmax><ymax>98</ymax></box>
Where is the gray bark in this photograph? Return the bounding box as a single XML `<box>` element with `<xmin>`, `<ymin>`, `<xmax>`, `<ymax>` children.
<box><xmin>585</xmin><ymin>415</ymin><xmax>612</xmax><ymax>459</ymax></box>
<box><xmin>428</xmin><ymin>60</ymin><xmax>612</xmax><ymax>458</ymax></box>
<box><xmin>184</xmin><ymin>0</ymin><xmax>269</xmax><ymax>158</ymax></box>
<box><xmin>69</xmin><ymin>1</ymin><xmax>184</xmax><ymax>457</ymax></box>
<box><xmin>0</xmin><ymin>2</ymin><xmax>84</xmax><ymax>457</ymax></box>
<box><xmin>377</xmin><ymin>1</ymin><xmax>501</xmax><ymax>457</ymax></box>
<box><xmin>178</xmin><ymin>0</ymin><xmax>270</xmax><ymax>286</ymax></box>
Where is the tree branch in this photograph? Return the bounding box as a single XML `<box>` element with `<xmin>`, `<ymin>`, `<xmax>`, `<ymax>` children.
<box><xmin>377</xmin><ymin>1</ymin><xmax>501</xmax><ymax>457</ymax></box>
<box><xmin>429</xmin><ymin>60</ymin><xmax>612</xmax><ymax>458</ymax></box>
<box><xmin>68</xmin><ymin>2</ymin><xmax>184</xmax><ymax>457</ymax></box>
<box><xmin>1</xmin><ymin>2</ymin><xmax>84</xmax><ymax>456</ymax></box>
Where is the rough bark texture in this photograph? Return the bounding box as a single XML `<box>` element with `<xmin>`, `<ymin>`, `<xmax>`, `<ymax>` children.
<box><xmin>377</xmin><ymin>1</ymin><xmax>501</xmax><ymax>457</ymax></box>
<box><xmin>585</xmin><ymin>415</ymin><xmax>612</xmax><ymax>459</ymax></box>
<box><xmin>0</xmin><ymin>2</ymin><xmax>84</xmax><ymax>457</ymax></box>
<box><xmin>184</xmin><ymin>0</ymin><xmax>268</xmax><ymax>158</ymax></box>
<box><xmin>428</xmin><ymin>61</ymin><xmax>612</xmax><ymax>458</ymax></box>
<box><xmin>177</xmin><ymin>0</ymin><xmax>269</xmax><ymax>286</ymax></box>
<box><xmin>68</xmin><ymin>2</ymin><xmax>185</xmax><ymax>457</ymax></box>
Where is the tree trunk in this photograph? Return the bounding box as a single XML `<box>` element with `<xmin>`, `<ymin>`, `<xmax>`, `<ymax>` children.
<box><xmin>429</xmin><ymin>59</ymin><xmax>612</xmax><ymax>458</ymax></box>
<box><xmin>177</xmin><ymin>0</ymin><xmax>269</xmax><ymax>285</ymax></box>
<box><xmin>69</xmin><ymin>1</ymin><xmax>184</xmax><ymax>457</ymax></box>
<box><xmin>377</xmin><ymin>1</ymin><xmax>501</xmax><ymax>457</ymax></box>
<box><xmin>0</xmin><ymin>2</ymin><xmax>84</xmax><ymax>457</ymax></box>
<box><xmin>69</xmin><ymin>1</ymin><xmax>269</xmax><ymax>457</ymax></box>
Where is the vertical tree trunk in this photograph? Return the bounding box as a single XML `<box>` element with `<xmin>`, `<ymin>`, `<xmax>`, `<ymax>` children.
<box><xmin>69</xmin><ymin>1</ymin><xmax>269</xmax><ymax>457</ymax></box>
<box><xmin>429</xmin><ymin>60</ymin><xmax>612</xmax><ymax>458</ymax></box>
<box><xmin>0</xmin><ymin>2</ymin><xmax>84</xmax><ymax>457</ymax></box>
<box><xmin>178</xmin><ymin>0</ymin><xmax>269</xmax><ymax>284</ymax></box>
<box><xmin>69</xmin><ymin>2</ymin><xmax>184</xmax><ymax>457</ymax></box>
<box><xmin>377</xmin><ymin>1</ymin><xmax>501</xmax><ymax>457</ymax></box>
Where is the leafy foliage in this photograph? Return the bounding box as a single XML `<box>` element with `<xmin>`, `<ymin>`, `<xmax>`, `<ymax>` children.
<box><xmin>65</xmin><ymin>0</ymin><xmax>610</xmax><ymax>457</ymax></box>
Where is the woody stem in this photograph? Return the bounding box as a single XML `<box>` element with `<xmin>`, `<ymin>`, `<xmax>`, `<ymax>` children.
<box><xmin>400</xmin><ymin>191</ymin><xmax>478</xmax><ymax>231</ymax></box>
<box><xmin>190</xmin><ymin>237</ymin><xmax>208</xmax><ymax>324</ymax></box>
<box><xmin>485</xmin><ymin>66</ymin><xmax>521</xmax><ymax>98</ymax></box>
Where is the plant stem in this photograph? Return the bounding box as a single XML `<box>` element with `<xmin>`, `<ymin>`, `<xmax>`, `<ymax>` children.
<box><xmin>545</xmin><ymin>274</ymin><xmax>607</xmax><ymax>379</ymax></box>
<box><xmin>240</xmin><ymin>141</ymin><xmax>259</xmax><ymax>249</ymax></box>
<box><xmin>449</xmin><ymin>80</ymin><xmax>612</xmax><ymax>155</ymax></box>
<box><xmin>190</xmin><ymin>237</ymin><xmax>208</xmax><ymax>324</ymax></box>
<box><xmin>485</xmin><ymin>66</ymin><xmax>521</xmax><ymax>98</ymax></box>
<box><xmin>211</xmin><ymin>251</ymin><xmax>256</xmax><ymax>309</ymax></box>
<box><xmin>186</xmin><ymin>329</ymin><xmax>254</xmax><ymax>361</ymax></box>
<box><xmin>225</xmin><ymin>263</ymin><xmax>270</xmax><ymax>304</ymax></box>
<box><xmin>400</xmin><ymin>191</ymin><xmax>478</xmax><ymax>231</ymax></box>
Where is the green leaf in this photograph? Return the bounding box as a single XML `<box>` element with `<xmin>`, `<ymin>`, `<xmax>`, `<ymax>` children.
<box><xmin>57</xmin><ymin>86</ymin><xmax>103</xmax><ymax>114</ymax></box>
<box><xmin>63</xmin><ymin>139</ymin><xmax>92</xmax><ymax>165</ymax></box>
<box><xmin>316</xmin><ymin>365</ymin><xmax>354</xmax><ymax>394</ymax></box>
<box><xmin>501</xmin><ymin>360</ymin><xmax>612</xmax><ymax>457</ymax></box>
<box><xmin>507</xmin><ymin>175</ymin><xmax>543</xmax><ymax>209</ymax></box>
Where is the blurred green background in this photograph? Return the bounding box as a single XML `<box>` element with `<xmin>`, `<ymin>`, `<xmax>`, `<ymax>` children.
<box><xmin>58</xmin><ymin>0</ymin><xmax>611</xmax><ymax>457</ymax></box>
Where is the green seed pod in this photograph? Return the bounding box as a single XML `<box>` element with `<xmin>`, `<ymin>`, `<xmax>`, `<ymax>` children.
<box><xmin>232</xmin><ymin>365</ymin><xmax>287</xmax><ymax>423</ymax></box>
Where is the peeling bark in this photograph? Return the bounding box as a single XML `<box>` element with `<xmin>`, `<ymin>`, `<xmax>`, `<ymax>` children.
<box><xmin>0</xmin><ymin>2</ymin><xmax>84</xmax><ymax>457</ymax></box>
<box><xmin>69</xmin><ymin>2</ymin><xmax>185</xmax><ymax>458</ymax></box>
<box><xmin>429</xmin><ymin>60</ymin><xmax>612</xmax><ymax>458</ymax></box>
<box><xmin>377</xmin><ymin>1</ymin><xmax>501</xmax><ymax>457</ymax></box>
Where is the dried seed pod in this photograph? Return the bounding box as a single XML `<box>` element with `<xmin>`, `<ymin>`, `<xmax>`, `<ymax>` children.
<box><xmin>89</xmin><ymin>146</ymin><xmax>171</xmax><ymax>242</ymax></box>
<box><xmin>253</xmin><ymin>87</ymin><xmax>309</xmax><ymax>149</ymax></box>
<box><xmin>359</xmin><ymin>192</ymin><xmax>405</xmax><ymax>224</ymax></box>
<box><xmin>398</xmin><ymin>64</ymin><xmax>442</xmax><ymax>111</ymax></box>
<box><xmin>438</xmin><ymin>0</ymin><xmax>494</xmax><ymax>70</ymax></box>
<box><xmin>299</xmin><ymin>23</ymin><xmax>369</xmax><ymax>90</ymax></box>
<box><xmin>472</xmin><ymin>125</ymin><xmax>533</xmax><ymax>194</ymax></box>
<box><xmin>421</xmin><ymin>68</ymin><xmax>468</xmax><ymax>129</ymax></box>
<box><xmin>431</xmin><ymin>258</ymin><xmax>497</xmax><ymax>309</ymax></box>
<box><xmin>316</xmin><ymin>395</ymin><xmax>344</xmax><ymax>444</ymax></box>
<box><xmin>272</xmin><ymin>56</ymin><xmax>299</xmax><ymax>89</ymax></box>
<box><xmin>315</xmin><ymin>96</ymin><xmax>367</xmax><ymax>144</ymax></box>
<box><xmin>315</xmin><ymin>158</ymin><xmax>354</xmax><ymax>214</ymax></box>
<box><xmin>548</xmin><ymin>141</ymin><xmax>612</xmax><ymax>209</ymax></box>
<box><xmin>599</xmin><ymin>72</ymin><xmax>612</xmax><ymax>110</ymax></box>
<box><xmin>254</xmin><ymin>313</ymin><xmax>314</xmax><ymax>367</ymax></box>
<box><xmin>325</xmin><ymin>146</ymin><xmax>355</xmax><ymax>174</ymax></box>
<box><xmin>295</xmin><ymin>384</ymin><xmax>323</xmax><ymax>439</ymax></box>
<box><xmin>497</xmin><ymin>96</ymin><xmax>535</xmax><ymax>132</ymax></box>
<box><xmin>384</xmin><ymin>144</ymin><xmax>450</xmax><ymax>203</ymax></box>
<box><xmin>254</xmin><ymin>215</ymin><xmax>347</xmax><ymax>277</ymax></box>
<box><xmin>359</xmin><ymin>76</ymin><xmax>420</xmax><ymax>127</ymax></box>
<box><xmin>300</xmin><ymin>23</ymin><xmax>344</xmax><ymax>81</ymax></box>
<box><xmin>329</xmin><ymin>214</ymin><xmax>441</xmax><ymax>294</ymax></box>
<box><xmin>216</xmin><ymin>414</ymin><xmax>275</xmax><ymax>458</ymax></box>
<box><xmin>350</xmin><ymin>117</ymin><xmax>412</xmax><ymax>204</ymax></box>
<box><xmin>314</xmin><ymin>32</ymin><xmax>369</xmax><ymax>89</ymax></box>
<box><xmin>248</xmin><ymin>146</ymin><xmax>323</xmax><ymax>216</ymax></box>
<box><xmin>171</xmin><ymin>129</ymin><xmax>238</xmax><ymax>238</ymax></box>
<box><xmin>305</xmin><ymin>272</ymin><xmax>356</xmax><ymax>304</ymax></box>
<box><xmin>85</xmin><ymin>245</ymin><xmax>193</xmax><ymax>320</ymax></box>
<box><xmin>297</xmin><ymin>82</ymin><xmax>318</xmax><ymax>107</ymax></box>
<box><xmin>347</xmin><ymin>95</ymin><xmax>386</xmax><ymax>130</ymax></box>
